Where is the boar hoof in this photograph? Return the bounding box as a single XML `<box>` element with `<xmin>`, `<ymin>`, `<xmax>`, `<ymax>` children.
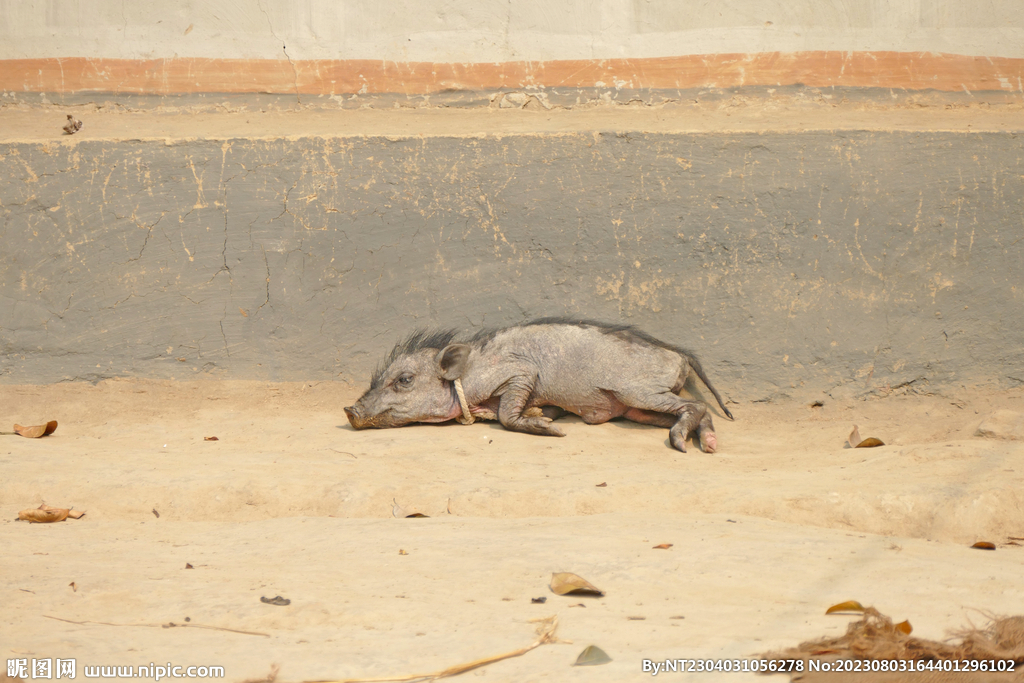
<box><xmin>522</xmin><ymin>416</ymin><xmax>565</xmax><ymax>437</ymax></box>
<box><xmin>699</xmin><ymin>431</ymin><xmax>718</xmax><ymax>453</ymax></box>
<box><xmin>669</xmin><ymin>430</ymin><xmax>688</xmax><ymax>453</ymax></box>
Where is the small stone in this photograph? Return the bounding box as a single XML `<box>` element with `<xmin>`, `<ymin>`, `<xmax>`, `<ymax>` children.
<box><xmin>500</xmin><ymin>92</ymin><xmax>529</xmax><ymax>108</ymax></box>
<box><xmin>975</xmin><ymin>410</ymin><xmax>1024</xmax><ymax>441</ymax></box>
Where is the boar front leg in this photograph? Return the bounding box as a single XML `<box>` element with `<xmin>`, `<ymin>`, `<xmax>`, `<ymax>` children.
<box><xmin>497</xmin><ymin>376</ymin><xmax>566</xmax><ymax>437</ymax></box>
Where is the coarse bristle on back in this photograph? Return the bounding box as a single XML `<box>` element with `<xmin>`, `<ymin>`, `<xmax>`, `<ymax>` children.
<box><xmin>368</xmin><ymin>329</ymin><xmax>459</xmax><ymax>389</ymax></box>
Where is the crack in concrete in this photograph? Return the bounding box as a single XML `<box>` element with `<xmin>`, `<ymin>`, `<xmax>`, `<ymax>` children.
<box><xmin>255</xmin><ymin>0</ymin><xmax>301</xmax><ymax>105</ymax></box>
<box><xmin>255</xmin><ymin>243</ymin><xmax>271</xmax><ymax>315</ymax></box>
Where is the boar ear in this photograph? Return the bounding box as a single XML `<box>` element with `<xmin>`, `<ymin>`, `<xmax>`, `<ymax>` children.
<box><xmin>436</xmin><ymin>344</ymin><xmax>471</xmax><ymax>381</ymax></box>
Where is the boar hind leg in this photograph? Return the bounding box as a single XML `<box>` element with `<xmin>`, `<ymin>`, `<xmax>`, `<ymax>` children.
<box><xmin>498</xmin><ymin>378</ymin><xmax>566</xmax><ymax>437</ymax></box>
<box><xmin>618</xmin><ymin>392</ymin><xmax>715</xmax><ymax>453</ymax></box>
<box><xmin>623</xmin><ymin>408</ymin><xmax>676</xmax><ymax>428</ymax></box>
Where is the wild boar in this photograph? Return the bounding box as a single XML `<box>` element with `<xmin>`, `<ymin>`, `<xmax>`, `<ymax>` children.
<box><xmin>344</xmin><ymin>318</ymin><xmax>733</xmax><ymax>452</ymax></box>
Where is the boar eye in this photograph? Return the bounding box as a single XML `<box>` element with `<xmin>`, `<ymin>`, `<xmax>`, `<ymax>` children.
<box><xmin>394</xmin><ymin>374</ymin><xmax>414</xmax><ymax>391</ymax></box>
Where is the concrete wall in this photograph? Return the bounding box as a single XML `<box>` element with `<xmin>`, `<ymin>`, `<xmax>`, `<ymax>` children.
<box><xmin>1</xmin><ymin>2</ymin><xmax>1022</xmax><ymax>397</ymax></box>
<box><xmin>2</xmin><ymin>0</ymin><xmax>1024</xmax><ymax>98</ymax></box>
<box><xmin>2</xmin><ymin>0</ymin><xmax>1024</xmax><ymax>61</ymax></box>
<box><xmin>2</xmin><ymin>126</ymin><xmax>1021</xmax><ymax>397</ymax></box>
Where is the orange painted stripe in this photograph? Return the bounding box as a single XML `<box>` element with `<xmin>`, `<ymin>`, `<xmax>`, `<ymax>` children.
<box><xmin>2</xmin><ymin>52</ymin><xmax>1022</xmax><ymax>95</ymax></box>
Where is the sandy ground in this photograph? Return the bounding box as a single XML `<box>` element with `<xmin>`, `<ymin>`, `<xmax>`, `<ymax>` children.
<box><xmin>2</xmin><ymin>380</ymin><xmax>1023</xmax><ymax>682</ymax></box>
<box><xmin>2</xmin><ymin>96</ymin><xmax>1024</xmax><ymax>145</ymax></box>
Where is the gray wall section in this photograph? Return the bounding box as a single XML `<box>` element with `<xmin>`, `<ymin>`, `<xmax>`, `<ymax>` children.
<box><xmin>1</xmin><ymin>131</ymin><xmax>1022</xmax><ymax>398</ymax></box>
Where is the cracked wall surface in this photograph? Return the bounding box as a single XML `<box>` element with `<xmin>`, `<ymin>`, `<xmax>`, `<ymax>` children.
<box><xmin>1</xmin><ymin>131</ymin><xmax>1022</xmax><ymax>398</ymax></box>
<box><xmin>3</xmin><ymin>0</ymin><xmax>1024</xmax><ymax>61</ymax></box>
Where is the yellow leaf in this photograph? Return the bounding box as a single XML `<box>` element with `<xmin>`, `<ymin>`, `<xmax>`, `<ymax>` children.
<box><xmin>826</xmin><ymin>600</ymin><xmax>865</xmax><ymax>614</ymax></box>
<box><xmin>19</xmin><ymin>506</ymin><xmax>69</xmax><ymax>523</ymax></box>
<box><xmin>14</xmin><ymin>420</ymin><xmax>58</xmax><ymax>438</ymax></box>
<box><xmin>895</xmin><ymin>620</ymin><xmax>913</xmax><ymax>635</ymax></box>
<box><xmin>550</xmin><ymin>572</ymin><xmax>604</xmax><ymax>597</ymax></box>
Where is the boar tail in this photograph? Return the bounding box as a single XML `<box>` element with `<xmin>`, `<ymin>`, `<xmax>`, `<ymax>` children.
<box><xmin>687</xmin><ymin>356</ymin><xmax>734</xmax><ymax>420</ymax></box>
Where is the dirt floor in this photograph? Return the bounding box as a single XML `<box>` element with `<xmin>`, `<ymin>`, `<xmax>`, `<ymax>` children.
<box><xmin>2</xmin><ymin>93</ymin><xmax>1024</xmax><ymax>145</ymax></box>
<box><xmin>2</xmin><ymin>379</ymin><xmax>1023</xmax><ymax>681</ymax></box>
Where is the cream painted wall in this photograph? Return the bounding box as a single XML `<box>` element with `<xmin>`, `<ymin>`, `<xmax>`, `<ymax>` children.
<box><xmin>1</xmin><ymin>0</ymin><xmax>1023</xmax><ymax>61</ymax></box>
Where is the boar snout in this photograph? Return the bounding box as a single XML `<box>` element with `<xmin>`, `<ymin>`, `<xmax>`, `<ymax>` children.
<box><xmin>344</xmin><ymin>405</ymin><xmax>366</xmax><ymax>430</ymax></box>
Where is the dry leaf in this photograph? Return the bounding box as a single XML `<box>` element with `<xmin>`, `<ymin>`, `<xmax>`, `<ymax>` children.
<box><xmin>826</xmin><ymin>600</ymin><xmax>866</xmax><ymax>614</ymax></box>
<box><xmin>895</xmin><ymin>620</ymin><xmax>913</xmax><ymax>635</ymax></box>
<box><xmin>260</xmin><ymin>596</ymin><xmax>290</xmax><ymax>606</ymax></box>
<box><xmin>19</xmin><ymin>505</ymin><xmax>70</xmax><ymax>523</ymax></box>
<box><xmin>69</xmin><ymin>581</ymin><xmax>76</xmax><ymax>592</ymax></box>
<box><xmin>152</xmin><ymin>509</ymin><xmax>160</xmax><ymax>518</ymax></box>
<box><xmin>204</xmin><ymin>436</ymin><xmax>219</xmax><ymax>441</ymax></box>
<box><xmin>550</xmin><ymin>572</ymin><xmax>604</xmax><ymax>597</ymax></box>
<box><xmin>971</xmin><ymin>541</ymin><xmax>996</xmax><ymax>550</ymax></box>
<box><xmin>595</xmin><ymin>482</ymin><xmax>607</xmax><ymax>487</ymax></box>
<box><xmin>14</xmin><ymin>421</ymin><xmax>58</xmax><ymax>438</ymax></box>
<box><xmin>185</xmin><ymin>563</ymin><xmax>193</xmax><ymax>569</ymax></box>
<box><xmin>391</xmin><ymin>498</ymin><xmax>428</xmax><ymax>518</ymax></box>
<box><xmin>848</xmin><ymin>425</ymin><xmax>884</xmax><ymax>448</ymax></box>
<box><xmin>653</xmin><ymin>543</ymin><xmax>673</xmax><ymax>550</ymax></box>
<box><xmin>67</xmin><ymin>510</ymin><xmax>85</xmax><ymax>519</ymax></box>
<box><xmin>398</xmin><ymin>549</ymin><xmax>408</xmax><ymax>555</ymax></box>
<box><xmin>62</xmin><ymin>116</ymin><xmax>82</xmax><ymax>135</ymax></box>
<box><xmin>574</xmin><ymin>645</ymin><xmax>612</xmax><ymax>666</ymax></box>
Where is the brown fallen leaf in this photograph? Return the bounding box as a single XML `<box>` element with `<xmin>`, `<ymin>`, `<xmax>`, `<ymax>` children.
<box><xmin>895</xmin><ymin>619</ymin><xmax>913</xmax><ymax>635</ymax></box>
<box><xmin>69</xmin><ymin>581</ymin><xmax>76</xmax><ymax>592</ymax></box>
<box><xmin>595</xmin><ymin>482</ymin><xmax>607</xmax><ymax>487</ymax></box>
<box><xmin>152</xmin><ymin>508</ymin><xmax>160</xmax><ymax>518</ymax></box>
<box><xmin>19</xmin><ymin>505</ymin><xmax>69</xmax><ymax>523</ymax></box>
<box><xmin>391</xmin><ymin>498</ymin><xmax>428</xmax><ymax>518</ymax></box>
<box><xmin>260</xmin><ymin>596</ymin><xmax>290</xmax><ymax>606</ymax></box>
<box><xmin>652</xmin><ymin>543</ymin><xmax>673</xmax><ymax>550</ymax></box>
<box><xmin>971</xmin><ymin>541</ymin><xmax>996</xmax><ymax>550</ymax></box>
<box><xmin>550</xmin><ymin>572</ymin><xmax>604</xmax><ymax>597</ymax></box>
<box><xmin>574</xmin><ymin>644</ymin><xmax>612</xmax><ymax>666</ymax></box>
<box><xmin>848</xmin><ymin>425</ymin><xmax>884</xmax><ymax>448</ymax></box>
<box><xmin>62</xmin><ymin>115</ymin><xmax>82</xmax><ymax>135</ymax></box>
<box><xmin>185</xmin><ymin>563</ymin><xmax>193</xmax><ymax>569</ymax></box>
<box><xmin>204</xmin><ymin>436</ymin><xmax>219</xmax><ymax>441</ymax></box>
<box><xmin>826</xmin><ymin>600</ymin><xmax>866</xmax><ymax>614</ymax></box>
<box><xmin>67</xmin><ymin>509</ymin><xmax>85</xmax><ymax>519</ymax></box>
<box><xmin>12</xmin><ymin>421</ymin><xmax>58</xmax><ymax>438</ymax></box>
